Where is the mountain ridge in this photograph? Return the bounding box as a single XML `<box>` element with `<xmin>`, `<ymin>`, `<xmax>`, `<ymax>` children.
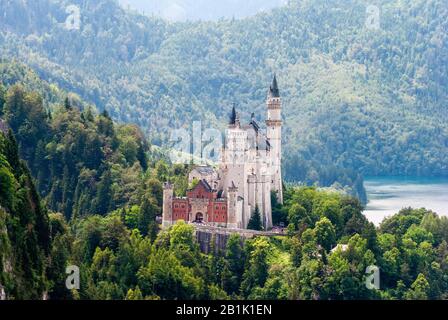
<box><xmin>0</xmin><ymin>0</ymin><xmax>447</xmax><ymax>199</ymax></box>
<box><xmin>118</xmin><ymin>0</ymin><xmax>287</xmax><ymax>21</ymax></box>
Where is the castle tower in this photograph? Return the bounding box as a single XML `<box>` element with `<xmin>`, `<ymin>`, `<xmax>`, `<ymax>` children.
<box><xmin>262</xmin><ymin>169</ymin><xmax>273</xmax><ymax>230</ymax></box>
<box><xmin>247</xmin><ymin>172</ymin><xmax>257</xmax><ymax>228</ymax></box>
<box><xmin>162</xmin><ymin>182</ymin><xmax>174</xmax><ymax>228</ymax></box>
<box><xmin>227</xmin><ymin>182</ymin><xmax>238</xmax><ymax>229</ymax></box>
<box><xmin>223</xmin><ymin>105</ymin><xmax>247</xmax><ymax>197</ymax></box>
<box><xmin>266</xmin><ymin>75</ymin><xmax>283</xmax><ymax>204</ymax></box>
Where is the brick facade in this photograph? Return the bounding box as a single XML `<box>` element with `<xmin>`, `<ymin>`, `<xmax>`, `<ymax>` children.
<box><xmin>168</xmin><ymin>180</ymin><xmax>229</xmax><ymax>226</ymax></box>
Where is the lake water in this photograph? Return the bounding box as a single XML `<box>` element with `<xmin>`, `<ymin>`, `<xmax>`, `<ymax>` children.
<box><xmin>364</xmin><ymin>177</ymin><xmax>448</xmax><ymax>225</ymax></box>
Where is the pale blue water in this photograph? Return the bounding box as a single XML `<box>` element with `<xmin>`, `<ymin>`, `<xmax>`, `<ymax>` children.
<box><xmin>364</xmin><ymin>177</ymin><xmax>448</xmax><ymax>225</ymax></box>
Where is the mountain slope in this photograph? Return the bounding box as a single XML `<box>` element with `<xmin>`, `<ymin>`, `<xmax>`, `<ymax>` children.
<box><xmin>0</xmin><ymin>0</ymin><xmax>447</xmax><ymax>193</ymax></box>
<box><xmin>119</xmin><ymin>0</ymin><xmax>287</xmax><ymax>21</ymax></box>
<box><xmin>0</xmin><ymin>129</ymin><xmax>51</xmax><ymax>299</ymax></box>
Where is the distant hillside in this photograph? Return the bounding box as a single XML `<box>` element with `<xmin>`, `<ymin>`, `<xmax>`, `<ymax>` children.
<box><xmin>118</xmin><ymin>0</ymin><xmax>287</xmax><ymax>21</ymax></box>
<box><xmin>0</xmin><ymin>0</ymin><xmax>447</xmax><ymax>200</ymax></box>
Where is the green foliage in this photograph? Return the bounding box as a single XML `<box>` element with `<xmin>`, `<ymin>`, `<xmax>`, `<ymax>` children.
<box><xmin>247</xmin><ymin>205</ymin><xmax>263</xmax><ymax>231</ymax></box>
<box><xmin>314</xmin><ymin>217</ymin><xmax>336</xmax><ymax>252</ymax></box>
<box><xmin>286</xmin><ymin>186</ymin><xmax>370</xmax><ymax>239</ymax></box>
<box><xmin>0</xmin><ymin>130</ymin><xmax>51</xmax><ymax>299</ymax></box>
<box><xmin>405</xmin><ymin>273</ymin><xmax>430</xmax><ymax>300</ymax></box>
<box><xmin>137</xmin><ymin>248</ymin><xmax>203</xmax><ymax>300</ymax></box>
<box><xmin>125</xmin><ymin>286</ymin><xmax>143</xmax><ymax>300</ymax></box>
<box><xmin>281</xmin><ymin>186</ymin><xmax>448</xmax><ymax>300</ymax></box>
<box><xmin>188</xmin><ymin>177</ymin><xmax>200</xmax><ymax>190</ymax></box>
<box><xmin>169</xmin><ymin>220</ymin><xmax>196</xmax><ymax>251</ymax></box>
<box><xmin>138</xmin><ymin>197</ymin><xmax>159</xmax><ymax>241</ymax></box>
<box><xmin>0</xmin><ymin>79</ymin><xmax>155</xmax><ymax>220</ymax></box>
<box><xmin>240</xmin><ymin>237</ymin><xmax>270</xmax><ymax>298</ymax></box>
<box><xmin>46</xmin><ymin>213</ymin><xmax>73</xmax><ymax>300</ymax></box>
<box><xmin>95</xmin><ymin>169</ymin><xmax>114</xmax><ymax>216</ymax></box>
<box><xmin>2</xmin><ymin>0</ymin><xmax>447</xmax><ymax>200</ymax></box>
<box><xmin>271</xmin><ymin>190</ymin><xmax>288</xmax><ymax>225</ymax></box>
<box><xmin>221</xmin><ymin>233</ymin><xmax>245</xmax><ymax>295</ymax></box>
<box><xmin>0</xmin><ymin>154</ymin><xmax>15</xmax><ymax>208</ymax></box>
<box><xmin>0</xmin><ymin>84</ymin><xmax>5</xmax><ymax>115</ymax></box>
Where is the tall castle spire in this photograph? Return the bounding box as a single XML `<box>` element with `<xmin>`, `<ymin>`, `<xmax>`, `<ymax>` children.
<box><xmin>266</xmin><ymin>74</ymin><xmax>283</xmax><ymax>204</ymax></box>
<box><xmin>229</xmin><ymin>104</ymin><xmax>237</xmax><ymax>125</ymax></box>
<box><xmin>269</xmin><ymin>74</ymin><xmax>280</xmax><ymax>98</ymax></box>
<box><xmin>229</xmin><ymin>103</ymin><xmax>240</xmax><ymax>128</ymax></box>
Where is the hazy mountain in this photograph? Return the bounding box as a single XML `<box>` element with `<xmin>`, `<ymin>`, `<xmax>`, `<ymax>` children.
<box><xmin>118</xmin><ymin>0</ymin><xmax>287</xmax><ymax>21</ymax></box>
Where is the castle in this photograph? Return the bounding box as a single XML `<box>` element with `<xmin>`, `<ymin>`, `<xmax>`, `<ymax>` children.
<box><xmin>163</xmin><ymin>76</ymin><xmax>283</xmax><ymax>230</ymax></box>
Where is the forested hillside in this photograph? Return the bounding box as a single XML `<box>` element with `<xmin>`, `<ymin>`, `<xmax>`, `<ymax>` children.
<box><xmin>1</xmin><ymin>63</ymin><xmax>448</xmax><ymax>300</ymax></box>
<box><xmin>0</xmin><ymin>129</ymin><xmax>52</xmax><ymax>299</ymax></box>
<box><xmin>0</xmin><ymin>64</ymin><xmax>188</xmax><ymax>299</ymax></box>
<box><xmin>119</xmin><ymin>0</ymin><xmax>286</xmax><ymax>21</ymax></box>
<box><xmin>0</xmin><ymin>63</ymin><xmax>191</xmax><ymax>223</ymax></box>
<box><xmin>0</xmin><ymin>0</ymin><xmax>447</xmax><ymax>196</ymax></box>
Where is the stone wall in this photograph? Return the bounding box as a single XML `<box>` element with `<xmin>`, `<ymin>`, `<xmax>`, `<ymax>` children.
<box><xmin>194</xmin><ymin>224</ymin><xmax>285</xmax><ymax>254</ymax></box>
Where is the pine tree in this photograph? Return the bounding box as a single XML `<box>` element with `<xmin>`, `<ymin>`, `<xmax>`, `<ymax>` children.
<box><xmin>0</xmin><ymin>131</ymin><xmax>51</xmax><ymax>298</ymax></box>
<box><xmin>137</xmin><ymin>143</ymin><xmax>148</xmax><ymax>171</ymax></box>
<box><xmin>61</xmin><ymin>165</ymin><xmax>73</xmax><ymax>219</ymax></box>
<box><xmin>139</xmin><ymin>197</ymin><xmax>158</xmax><ymax>241</ymax></box>
<box><xmin>125</xmin><ymin>286</ymin><xmax>143</xmax><ymax>300</ymax></box>
<box><xmin>209</xmin><ymin>233</ymin><xmax>223</xmax><ymax>283</ymax></box>
<box><xmin>221</xmin><ymin>233</ymin><xmax>244</xmax><ymax>294</ymax></box>
<box><xmin>405</xmin><ymin>274</ymin><xmax>430</xmax><ymax>300</ymax></box>
<box><xmin>95</xmin><ymin>169</ymin><xmax>113</xmax><ymax>215</ymax></box>
<box><xmin>240</xmin><ymin>237</ymin><xmax>269</xmax><ymax>297</ymax></box>
<box><xmin>4</xmin><ymin>130</ymin><xmax>21</xmax><ymax>173</ymax></box>
<box><xmin>85</xmin><ymin>107</ymin><xmax>94</xmax><ymax>122</ymax></box>
<box><xmin>247</xmin><ymin>205</ymin><xmax>263</xmax><ymax>231</ymax></box>
<box><xmin>64</xmin><ymin>97</ymin><xmax>72</xmax><ymax>110</ymax></box>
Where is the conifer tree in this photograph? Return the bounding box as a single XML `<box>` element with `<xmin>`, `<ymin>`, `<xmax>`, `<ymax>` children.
<box><xmin>247</xmin><ymin>205</ymin><xmax>263</xmax><ymax>231</ymax></box>
<box><xmin>95</xmin><ymin>169</ymin><xmax>113</xmax><ymax>215</ymax></box>
<box><xmin>137</xmin><ymin>143</ymin><xmax>148</xmax><ymax>172</ymax></box>
<box><xmin>64</xmin><ymin>97</ymin><xmax>72</xmax><ymax>110</ymax></box>
<box><xmin>139</xmin><ymin>196</ymin><xmax>159</xmax><ymax>241</ymax></box>
<box><xmin>221</xmin><ymin>233</ymin><xmax>244</xmax><ymax>294</ymax></box>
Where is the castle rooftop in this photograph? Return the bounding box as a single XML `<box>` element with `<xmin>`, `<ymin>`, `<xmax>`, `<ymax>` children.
<box><xmin>269</xmin><ymin>74</ymin><xmax>280</xmax><ymax>98</ymax></box>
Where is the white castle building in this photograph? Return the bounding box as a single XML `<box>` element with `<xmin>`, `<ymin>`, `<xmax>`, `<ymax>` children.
<box><xmin>163</xmin><ymin>76</ymin><xmax>283</xmax><ymax>230</ymax></box>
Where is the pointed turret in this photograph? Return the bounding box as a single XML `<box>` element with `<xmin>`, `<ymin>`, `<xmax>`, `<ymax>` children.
<box><xmin>229</xmin><ymin>104</ymin><xmax>237</xmax><ymax>125</ymax></box>
<box><xmin>229</xmin><ymin>103</ymin><xmax>240</xmax><ymax>128</ymax></box>
<box><xmin>269</xmin><ymin>74</ymin><xmax>280</xmax><ymax>98</ymax></box>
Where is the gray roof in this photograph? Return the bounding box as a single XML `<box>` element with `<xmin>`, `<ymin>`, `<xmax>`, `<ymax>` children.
<box><xmin>257</xmin><ymin>137</ymin><xmax>270</xmax><ymax>151</ymax></box>
<box><xmin>192</xmin><ymin>166</ymin><xmax>215</xmax><ymax>175</ymax></box>
<box><xmin>249</xmin><ymin>119</ymin><xmax>260</xmax><ymax>132</ymax></box>
<box><xmin>188</xmin><ymin>179</ymin><xmax>213</xmax><ymax>192</ymax></box>
<box><xmin>200</xmin><ymin>179</ymin><xmax>212</xmax><ymax>191</ymax></box>
<box><xmin>242</xmin><ymin>124</ymin><xmax>270</xmax><ymax>151</ymax></box>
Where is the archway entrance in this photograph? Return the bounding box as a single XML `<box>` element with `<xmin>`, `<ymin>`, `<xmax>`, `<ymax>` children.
<box><xmin>195</xmin><ymin>212</ymin><xmax>204</xmax><ymax>223</ymax></box>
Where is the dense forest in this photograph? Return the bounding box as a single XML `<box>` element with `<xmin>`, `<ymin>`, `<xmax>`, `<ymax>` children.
<box><xmin>1</xmin><ymin>0</ymin><xmax>447</xmax><ymax>200</ymax></box>
<box><xmin>1</xmin><ymin>65</ymin><xmax>448</xmax><ymax>300</ymax></box>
